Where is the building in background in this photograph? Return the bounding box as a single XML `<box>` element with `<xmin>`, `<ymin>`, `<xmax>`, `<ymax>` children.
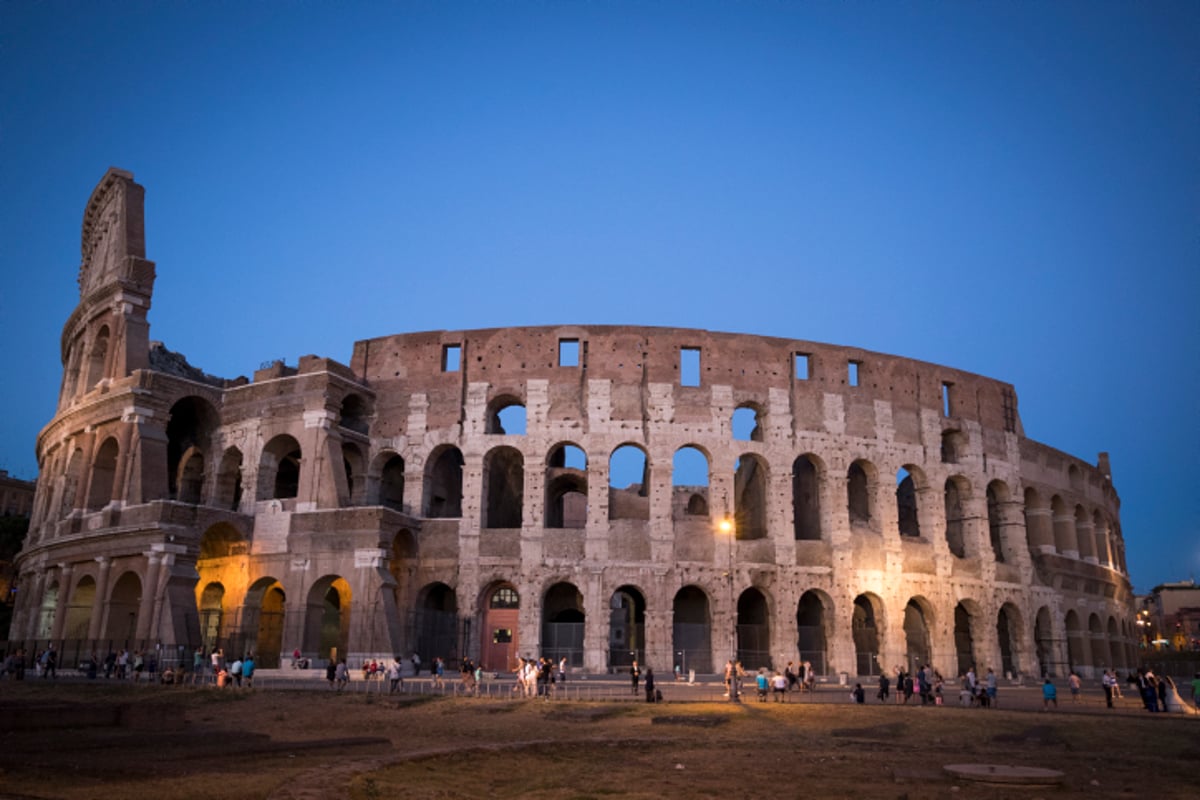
<box><xmin>6</xmin><ymin>169</ymin><xmax>1137</xmax><ymax>677</ymax></box>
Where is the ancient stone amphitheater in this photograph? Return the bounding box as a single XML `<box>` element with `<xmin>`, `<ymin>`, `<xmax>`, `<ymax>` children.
<box><xmin>8</xmin><ymin>169</ymin><xmax>1135</xmax><ymax>680</ymax></box>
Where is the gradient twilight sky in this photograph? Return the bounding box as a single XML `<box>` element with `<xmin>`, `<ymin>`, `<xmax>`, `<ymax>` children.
<box><xmin>1</xmin><ymin>1</ymin><xmax>1196</xmax><ymax>592</ymax></box>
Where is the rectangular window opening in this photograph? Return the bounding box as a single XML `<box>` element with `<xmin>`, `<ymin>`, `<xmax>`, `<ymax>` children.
<box><xmin>442</xmin><ymin>344</ymin><xmax>461</xmax><ymax>372</ymax></box>
<box><xmin>942</xmin><ymin>382</ymin><xmax>953</xmax><ymax>417</ymax></box>
<box><xmin>848</xmin><ymin>360</ymin><xmax>860</xmax><ymax>387</ymax></box>
<box><xmin>680</xmin><ymin>347</ymin><xmax>701</xmax><ymax>387</ymax></box>
<box><xmin>794</xmin><ymin>353</ymin><xmax>810</xmax><ymax>381</ymax></box>
<box><xmin>558</xmin><ymin>338</ymin><xmax>580</xmax><ymax>367</ymax></box>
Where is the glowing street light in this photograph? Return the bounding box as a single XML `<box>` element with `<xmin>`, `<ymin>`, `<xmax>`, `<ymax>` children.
<box><xmin>718</xmin><ymin>514</ymin><xmax>739</xmax><ymax>702</ymax></box>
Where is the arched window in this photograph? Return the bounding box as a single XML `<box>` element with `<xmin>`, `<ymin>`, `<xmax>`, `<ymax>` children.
<box><xmin>609</xmin><ymin>444</ymin><xmax>649</xmax><ymax>521</ymax></box>
<box><xmin>732</xmin><ymin>405</ymin><xmax>763</xmax><ymax>442</ymax></box>
<box><xmin>424</xmin><ymin>446</ymin><xmax>464</xmax><ymax>518</ymax></box>
<box><xmin>546</xmin><ymin>444</ymin><xmax>587</xmax><ymax>529</ymax></box>
<box><xmin>734</xmin><ymin>454</ymin><xmax>768</xmax><ymax>540</ymax></box>
<box><xmin>87</xmin><ymin>437</ymin><xmax>119</xmax><ymax>510</ymax></box>
<box><xmin>482</xmin><ymin>446</ymin><xmax>524</xmax><ymax>528</ymax></box>
<box><xmin>896</xmin><ymin>467</ymin><xmax>920</xmax><ymax>538</ymax></box>
<box><xmin>792</xmin><ymin>455</ymin><xmax>821</xmax><ymax>540</ymax></box>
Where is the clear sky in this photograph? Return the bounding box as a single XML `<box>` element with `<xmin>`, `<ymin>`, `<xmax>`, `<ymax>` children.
<box><xmin>1</xmin><ymin>1</ymin><xmax>1196</xmax><ymax>593</ymax></box>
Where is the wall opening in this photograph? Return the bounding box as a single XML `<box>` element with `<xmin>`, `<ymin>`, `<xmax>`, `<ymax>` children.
<box><xmin>546</xmin><ymin>443</ymin><xmax>588</xmax><ymax>529</ymax></box>
<box><xmin>680</xmin><ymin>347</ymin><xmax>700</xmax><ymax>387</ymax></box>
<box><xmin>558</xmin><ymin>338</ymin><xmax>580</xmax><ymax>367</ymax></box>
<box><xmin>944</xmin><ymin>477</ymin><xmax>966</xmax><ymax>558</ymax></box>
<box><xmin>792</xmin><ymin>455</ymin><xmax>821</xmax><ymax>540</ymax></box>
<box><xmin>734</xmin><ymin>454</ymin><xmax>768</xmax><ymax>540</ymax></box>
<box><xmin>794</xmin><ymin>353</ymin><xmax>810</xmax><ymax>380</ymax></box>
<box><xmin>442</xmin><ymin>344</ymin><xmax>461</xmax><ymax>372</ymax></box>
<box><xmin>424</xmin><ymin>447</ymin><xmax>464</xmax><ymax>518</ymax></box>
<box><xmin>896</xmin><ymin>467</ymin><xmax>920</xmax><ymax>537</ymax></box>
<box><xmin>731</xmin><ymin>405</ymin><xmax>762</xmax><ymax>442</ymax></box>
<box><xmin>608</xmin><ymin>444</ymin><xmax>649</xmax><ymax>521</ymax></box>
<box><xmin>847</xmin><ymin>460</ymin><xmax>873</xmax><ymax>527</ymax></box>
<box><xmin>848</xmin><ymin>360</ymin><xmax>860</xmax><ymax>387</ymax></box>
<box><xmin>482</xmin><ymin>446</ymin><xmax>524</xmax><ymax>528</ymax></box>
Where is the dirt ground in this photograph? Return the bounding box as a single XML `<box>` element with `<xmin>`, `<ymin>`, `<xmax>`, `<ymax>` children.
<box><xmin>0</xmin><ymin>682</ymin><xmax>1196</xmax><ymax>799</ymax></box>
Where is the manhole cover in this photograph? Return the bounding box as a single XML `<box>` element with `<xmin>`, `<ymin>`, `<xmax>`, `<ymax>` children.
<box><xmin>944</xmin><ymin>764</ymin><xmax>1064</xmax><ymax>786</ymax></box>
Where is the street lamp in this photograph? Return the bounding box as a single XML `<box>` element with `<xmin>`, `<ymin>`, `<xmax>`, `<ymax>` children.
<box><xmin>719</xmin><ymin>514</ymin><xmax>739</xmax><ymax>702</ymax></box>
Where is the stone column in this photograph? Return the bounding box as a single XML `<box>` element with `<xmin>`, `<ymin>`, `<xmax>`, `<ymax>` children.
<box><xmin>49</xmin><ymin>563</ymin><xmax>74</xmax><ymax>641</ymax></box>
<box><xmin>87</xmin><ymin>556</ymin><xmax>112</xmax><ymax>641</ymax></box>
<box><xmin>134</xmin><ymin>551</ymin><xmax>163</xmax><ymax>641</ymax></box>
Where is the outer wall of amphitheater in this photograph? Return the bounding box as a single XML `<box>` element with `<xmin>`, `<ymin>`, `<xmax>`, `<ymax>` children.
<box><xmin>9</xmin><ymin>169</ymin><xmax>1136</xmax><ymax>682</ymax></box>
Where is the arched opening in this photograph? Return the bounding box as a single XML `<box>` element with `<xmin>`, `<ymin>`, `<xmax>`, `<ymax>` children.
<box><xmin>199</xmin><ymin>582</ymin><xmax>225</xmax><ymax>655</ymax></box>
<box><xmin>215</xmin><ymin>447</ymin><xmax>244</xmax><ymax>511</ymax></box>
<box><xmin>388</xmin><ymin>528</ymin><xmax>418</xmax><ymax>613</ymax></box>
<box><xmin>986</xmin><ymin>481</ymin><xmax>1007</xmax><ymax>563</ymax></box>
<box><xmin>244</xmin><ymin>578</ymin><xmax>285</xmax><ymax>668</ymax></box>
<box><xmin>259</xmin><ymin>435</ymin><xmax>302</xmax><ymax>501</ymax></box>
<box><xmin>482</xmin><ymin>446</ymin><xmax>524</xmax><ymax>528</ymax></box>
<box><xmin>305</xmin><ymin>576</ymin><xmax>351</xmax><ymax>663</ymax></box>
<box><xmin>63</xmin><ymin>575</ymin><xmax>96</xmax><ymax>639</ymax></box>
<box><xmin>940</xmin><ymin>429</ymin><xmax>966</xmax><ymax>464</ymax></box>
<box><xmin>1075</xmin><ymin>505</ymin><xmax>1096</xmax><ymax>561</ymax></box>
<box><xmin>903</xmin><ymin>598</ymin><xmax>932</xmax><ymax>673</ymax></box>
<box><xmin>37</xmin><ymin>583</ymin><xmax>59</xmax><ymax>639</ymax></box>
<box><xmin>1088</xmin><ymin>613</ymin><xmax>1105</xmax><ymax>672</ymax></box>
<box><xmin>166</xmin><ymin>396</ymin><xmax>218</xmax><ymax>503</ymax></box>
<box><xmin>847</xmin><ymin>460</ymin><xmax>873</xmax><ymax>527</ymax></box>
<box><xmin>608</xmin><ymin>586</ymin><xmax>646</xmax><ymax>671</ymax></box>
<box><xmin>1106</xmin><ymin>617</ymin><xmax>1123</xmax><ymax>670</ymax></box>
<box><xmin>480</xmin><ymin>582</ymin><xmax>519</xmax><ymax>672</ymax></box>
<box><xmin>736</xmin><ymin>587</ymin><xmax>770</xmax><ymax>669</ymax></box>
<box><xmin>542</xmin><ymin>582</ymin><xmax>585</xmax><ymax>668</ymax></box>
<box><xmin>1051</xmin><ymin>495</ymin><xmax>1076</xmax><ymax>555</ymax></box>
<box><xmin>338</xmin><ymin>393</ymin><xmax>370</xmax><ymax>435</ymax></box>
<box><xmin>1024</xmin><ymin>488</ymin><xmax>1052</xmax><ymax>552</ymax></box>
<box><xmin>423</xmin><ymin>446</ymin><xmax>464</xmax><ymax>518</ymax></box>
<box><xmin>486</xmin><ymin>397</ymin><xmax>527</xmax><ymax>435</ymax></box>
<box><xmin>731</xmin><ymin>405</ymin><xmax>763</xmax><ymax>442</ymax></box>
<box><xmin>1094</xmin><ymin>511</ymin><xmax>1112</xmax><ymax>567</ymax></box>
<box><xmin>896</xmin><ymin>466</ymin><xmax>920</xmax><ymax>538</ymax></box>
<box><xmin>342</xmin><ymin>443</ymin><xmax>366</xmax><ymax>506</ymax></box>
<box><xmin>997</xmin><ymin>603</ymin><xmax>1022</xmax><ymax>678</ymax></box>
<box><xmin>1065</xmin><ymin>609</ymin><xmax>1085</xmax><ymax>673</ymax></box>
<box><xmin>414</xmin><ymin>582</ymin><xmax>458</xmax><ymax>665</ymax></box>
<box><xmin>546</xmin><ymin>443</ymin><xmax>588</xmax><ymax>529</ymax></box>
<box><xmin>953</xmin><ymin>602</ymin><xmax>976</xmax><ymax>675</ymax></box>
<box><xmin>84</xmin><ymin>325</ymin><xmax>109</xmax><ymax>390</ymax></box>
<box><xmin>61</xmin><ymin>447</ymin><xmax>85</xmax><ymax>514</ymax></box>
<box><xmin>796</xmin><ymin>590</ymin><xmax>829</xmax><ymax>675</ymax></box>
<box><xmin>944</xmin><ymin>477</ymin><xmax>968</xmax><ymax>558</ymax></box>
<box><xmin>672</xmin><ymin>585</ymin><xmax>712</xmax><ymax>674</ymax></box>
<box><xmin>379</xmin><ymin>454</ymin><xmax>405</xmax><ymax>511</ymax></box>
<box><xmin>792</xmin><ymin>455</ymin><xmax>821</xmax><ymax>540</ymax></box>
<box><xmin>608</xmin><ymin>444</ymin><xmax>649</xmax><ymax>520</ymax></box>
<box><xmin>105</xmin><ymin>572</ymin><xmax>141</xmax><ymax>645</ymax></box>
<box><xmin>87</xmin><ymin>437</ymin><xmax>119</xmax><ymax>511</ymax></box>
<box><xmin>734</xmin><ymin>454</ymin><xmax>768</xmax><ymax>540</ymax></box>
<box><xmin>672</xmin><ymin>445</ymin><xmax>709</xmax><ymax>519</ymax></box>
<box><xmin>852</xmin><ymin>594</ymin><xmax>883</xmax><ymax>676</ymax></box>
<box><xmin>1034</xmin><ymin>606</ymin><xmax>1055</xmax><ymax>677</ymax></box>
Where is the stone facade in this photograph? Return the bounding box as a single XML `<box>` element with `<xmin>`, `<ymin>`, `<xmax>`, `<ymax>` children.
<box><xmin>8</xmin><ymin>169</ymin><xmax>1136</xmax><ymax>678</ymax></box>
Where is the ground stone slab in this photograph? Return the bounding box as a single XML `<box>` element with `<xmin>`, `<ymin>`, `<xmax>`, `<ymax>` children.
<box><xmin>943</xmin><ymin>763</ymin><xmax>1065</xmax><ymax>786</ymax></box>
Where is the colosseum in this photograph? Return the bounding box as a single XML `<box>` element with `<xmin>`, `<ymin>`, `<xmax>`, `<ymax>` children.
<box><xmin>8</xmin><ymin>168</ymin><xmax>1136</xmax><ymax>681</ymax></box>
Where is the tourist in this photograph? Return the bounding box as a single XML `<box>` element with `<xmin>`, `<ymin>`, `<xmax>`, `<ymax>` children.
<box><xmin>388</xmin><ymin>658</ymin><xmax>403</xmax><ymax>694</ymax></box>
<box><xmin>1102</xmin><ymin>670</ymin><xmax>1116</xmax><ymax>708</ymax></box>
<box><xmin>335</xmin><ymin>659</ymin><xmax>349</xmax><ymax>692</ymax></box>
<box><xmin>1156</xmin><ymin>673</ymin><xmax>1168</xmax><ymax>712</ymax></box>
<box><xmin>1137</xmin><ymin>669</ymin><xmax>1157</xmax><ymax>712</ymax></box>
<box><xmin>1068</xmin><ymin>672</ymin><xmax>1081</xmax><ymax>703</ymax></box>
<box><xmin>410</xmin><ymin>652</ymin><xmax>421</xmax><ymax>676</ymax></box>
<box><xmin>723</xmin><ymin>660</ymin><xmax>733</xmax><ymax>698</ymax></box>
<box><xmin>877</xmin><ymin>672</ymin><xmax>890</xmax><ymax>703</ymax></box>
<box><xmin>644</xmin><ymin>667</ymin><xmax>656</xmax><ymax>703</ymax></box>
<box><xmin>1042</xmin><ymin>677</ymin><xmax>1058</xmax><ymax>711</ymax></box>
<box><xmin>559</xmin><ymin>657</ymin><xmax>568</xmax><ymax>685</ymax></box>
<box><xmin>852</xmin><ymin>683</ymin><xmax>865</xmax><ymax>704</ymax></box>
<box><xmin>985</xmin><ymin>668</ymin><xmax>998</xmax><ymax>708</ymax></box>
<box><xmin>229</xmin><ymin>655</ymin><xmax>242</xmax><ymax>687</ymax></box>
<box><xmin>326</xmin><ymin>659</ymin><xmax>337</xmax><ymax>689</ymax></box>
<box><xmin>630</xmin><ymin>659</ymin><xmax>640</xmax><ymax>695</ymax></box>
<box><xmin>772</xmin><ymin>670</ymin><xmax>788</xmax><ymax>702</ymax></box>
<box><xmin>433</xmin><ymin>656</ymin><xmax>444</xmax><ymax>688</ymax></box>
<box><xmin>242</xmin><ymin>654</ymin><xmax>255</xmax><ymax>688</ymax></box>
<box><xmin>755</xmin><ymin>668</ymin><xmax>769</xmax><ymax>702</ymax></box>
<box><xmin>785</xmin><ymin>661</ymin><xmax>798</xmax><ymax>692</ymax></box>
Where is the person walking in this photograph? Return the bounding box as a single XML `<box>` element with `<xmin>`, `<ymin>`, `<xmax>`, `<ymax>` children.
<box><xmin>985</xmin><ymin>668</ymin><xmax>998</xmax><ymax>708</ymax></box>
<box><xmin>1042</xmin><ymin>677</ymin><xmax>1058</xmax><ymax>711</ymax></box>
<box><xmin>877</xmin><ymin>673</ymin><xmax>890</xmax><ymax>703</ymax></box>
<box><xmin>630</xmin><ymin>659</ymin><xmax>640</xmax><ymax>695</ymax></box>
<box><xmin>1102</xmin><ymin>670</ymin><xmax>1116</xmax><ymax>708</ymax></box>
<box><xmin>335</xmin><ymin>659</ymin><xmax>349</xmax><ymax>692</ymax></box>
<box><xmin>644</xmin><ymin>668</ymin><xmax>656</xmax><ymax>703</ymax></box>
<box><xmin>242</xmin><ymin>654</ymin><xmax>255</xmax><ymax>688</ymax></box>
<box><xmin>1068</xmin><ymin>672</ymin><xmax>1081</xmax><ymax>703</ymax></box>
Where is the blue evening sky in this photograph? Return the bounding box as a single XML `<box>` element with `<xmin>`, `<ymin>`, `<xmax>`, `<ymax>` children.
<box><xmin>1</xmin><ymin>1</ymin><xmax>1196</xmax><ymax>593</ymax></box>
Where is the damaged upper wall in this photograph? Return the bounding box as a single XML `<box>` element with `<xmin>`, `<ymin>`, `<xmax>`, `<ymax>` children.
<box><xmin>350</xmin><ymin>325</ymin><xmax>1022</xmax><ymax>453</ymax></box>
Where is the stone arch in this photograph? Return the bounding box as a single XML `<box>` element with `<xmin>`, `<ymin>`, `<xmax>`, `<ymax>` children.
<box><xmin>166</xmin><ymin>396</ymin><xmax>219</xmax><ymax>503</ymax></box>
<box><xmin>796</xmin><ymin>589</ymin><xmax>832</xmax><ymax>675</ymax></box>
<box><xmin>105</xmin><ymin>571</ymin><xmax>142</xmax><ymax>644</ymax></box>
<box><xmin>731</xmin><ymin>403</ymin><xmax>764</xmax><ymax>442</ymax></box>
<box><xmin>903</xmin><ymin>597</ymin><xmax>934</xmax><ymax>673</ymax></box>
<box><xmin>63</xmin><ymin>574</ymin><xmax>96</xmax><ymax>639</ymax></box>
<box><xmin>672</xmin><ymin>585</ymin><xmax>712</xmax><ymax>674</ymax></box>
<box><xmin>198</xmin><ymin>582</ymin><xmax>226</xmax><ymax>654</ymax></box>
<box><xmin>1024</xmin><ymin>487</ymin><xmax>1052</xmax><ymax>551</ymax></box>
<box><xmin>485</xmin><ymin>394</ymin><xmax>526</xmax><ymax>435</ymax></box>
<box><xmin>1051</xmin><ymin>495</ymin><xmax>1077</xmax><ymax>555</ymax></box>
<box><xmin>986</xmin><ymin>480</ymin><xmax>1009</xmax><ymax>563</ymax></box>
<box><xmin>1075</xmin><ymin>504</ymin><xmax>1096</xmax><ymax>561</ymax></box>
<box><xmin>414</xmin><ymin>582</ymin><xmax>459</xmax><ymax>664</ymax></box>
<box><xmin>543</xmin><ymin>582</ymin><xmax>585</xmax><ymax>667</ymax></box>
<box><xmin>37</xmin><ymin>582</ymin><xmax>60</xmax><ymax>639</ymax></box>
<box><xmin>1034</xmin><ymin>606</ymin><xmax>1056</xmax><ymax>677</ymax></box>
<box><xmin>482</xmin><ymin>445</ymin><xmax>524</xmax><ymax>529</ymax></box>
<box><xmin>941</xmin><ymin>429</ymin><xmax>967</xmax><ymax>464</ymax></box>
<box><xmin>87</xmin><ymin>436</ymin><xmax>119</xmax><ymax>511</ymax></box>
<box><xmin>479</xmin><ymin>581</ymin><xmax>520</xmax><ymax>671</ymax></box>
<box><xmin>1093</xmin><ymin>510</ymin><xmax>1112</xmax><ymax>566</ymax></box>
<box><xmin>199</xmin><ymin>522</ymin><xmax>247</xmax><ymax>560</ymax></box>
<box><xmin>847</xmin><ymin>459</ymin><xmax>876</xmax><ymax>528</ymax></box>
<box><xmin>944</xmin><ymin>475</ymin><xmax>970</xmax><ymax>558</ymax></box>
<box><xmin>737</xmin><ymin>586</ymin><xmax>771</xmax><ymax>670</ymax></box>
<box><xmin>734</xmin><ymin>453</ymin><xmax>769</xmax><ymax>540</ymax></box>
<box><xmin>609</xmin><ymin>585</ymin><xmax>647</xmax><ymax>671</ymax></box>
<box><xmin>62</xmin><ymin>446</ymin><xmax>85</xmax><ymax>514</ymax></box>
<box><xmin>546</xmin><ymin>443</ymin><xmax>588</xmax><ymax>529</ymax></box>
<box><xmin>215</xmin><ymin>447</ymin><xmax>244</xmax><ymax>511</ymax></box>
<box><xmin>792</xmin><ymin>454</ymin><xmax>823</xmax><ymax>541</ymax></box>
<box><xmin>342</xmin><ymin>442</ymin><xmax>367</xmax><ymax>506</ymax></box>
<box><xmin>672</xmin><ymin>445</ymin><xmax>710</xmax><ymax>520</ymax></box>
<box><xmin>338</xmin><ymin>393</ymin><xmax>371</xmax><ymax>435</ymax></box>
<box><xmin>953</xmin><ymin>599</ymin><xmax>984</xmax><ymax>675</ymax></box>
<box><xmin>259</xmin><ymin>434</ymin><xmax>301</xmax><ymax>501</ymax></box>
<box><xmin>1088</xmin><ymin>613</ymin><xmax>1105</xmax><ymax>672</ymax></box>
<box><xmin>997</xmin><ymin>602</ymin><xmax>1023</xmax><ymax>678</ymax></box>
<box><xmin>388</xmin><ymin>528</ymin><xmax>418</xmax><ymax>612</ymax></box>
<box><xmin>244</xmin><ymin>578</ymin><xmax>286</xmax><ymax>668</ymax></box>
<box><xmin>1064</xmin><ymin>609</ymin><xmax>1086</xmax><ymax>673</ymax></box>
<box><xmin>376</xmin><ymin>453</ymin><xmax>406</xmax><ymax>511</ymax></box>
<box><xmin>84</xmin><ymin>325</ymin><xmax>110</xmax><ymax>390</ymax></box>
<box><xmin>304</xmin><ymin>576</ymin><xmax>351</xmax><ymax>663</ymax></box>
<box><xmin>896</xmin><ymin>465</ymin><xmax>924</xmax><ymax>538</ymax></box>
<box><xmin>423</xmin><ymin>445</ymin><xmax>464</xmax><ymax>518</ymax></box>
<box><xmin>609</xmin><ymin>444</ymin><xmax>649</xmax><ymax>521</ymax></box>
<box><xmin>1068</xmin><ymin>463</ymin><xmax>1083</xmax><ymax>491</ymax></box>
<box><xmin>852</xmin><ymin>593</ymin><xmax>885</xmax><ymax>676</ymax></box>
